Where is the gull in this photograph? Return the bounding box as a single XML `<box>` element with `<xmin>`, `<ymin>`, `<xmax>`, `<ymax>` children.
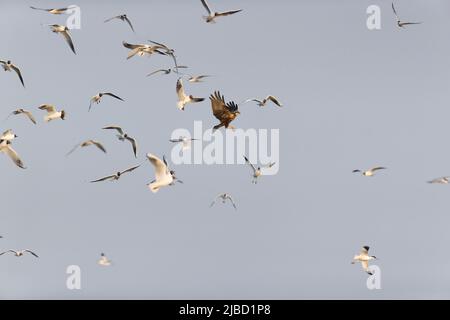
<box><xmin>352</xmin><ymin>167</ymin><xmax>387</xmax><ymax>177</ymax></box>
<box><xmin>210</xmin><ymin>91</ymin><xmax>240</xmax><ymax>130</ymax></box>
<box><xmin>0</xmin><ymin>129</ymin><xmax>18</xmax><ymax>143</ymax></box>
<box><xmin>243</xmin><ymin>156</ymin><xmax>275</xmax><ymax>184</ymax></box>
<box><xmin>243</xmin><ymin>95</ymin><xmax>283</xmax><ymax>108</ymax></box>
<box><xmin>66</xmin><ymin>140</ymin><xmax>107</xmax><ymax>156</ymax></box>
<box><xmin>146</xmin><ymin>153</ymin><xmax>182</xmax><ymax>193</ymax></box>
<box><xmin>0</xmin><ymin>249</ymin><xmax>38</xmax><ymax>258</ymax></box>
<box><xmin>30</xmin><ymin>6</ymin><xmax>70</xmax><ymax>14</ymax></box>
<box><xmin>38</xmin><ymin>104</ymin><xmax>66</xmax><ymax>122</ymax></box>
<box><xmin>89</xmin><ymin>92</ymin><xmax>124</xmax><ymax>112</ymax></box>
<box><xmin>188</xmin><ymin>75</ymin><xmax>211</xmax><ymax>83</ymax></box>
<box><xmin>7</xmin><ymin>109</ymin><xmax>36</xmax><ymax>124</ymax></box>
<box><xmin>47</xmin><ymin>24</ymin><xmax>76</xmax><ymax>54</ymax></box>
<box><xmin>122</xmin><ymin>41</ymin><xmax>166</xmax><ymax>60</ymax></box>
<box><xmin>0</xmin><ymin>140</ymin><xmax>25</xmax><ymax>169</ymax></box>
<box><xmin>427</xmin><ymin>177</ymin><xmax>450</xmax><ymax>184</ymax></box>
<box><xmin>392</xmin><ymin>2</ymin><xmax>422</xmax><ymax>28</ymax></box>
<box><xmin>98</xmin><ymin>253</ymin><xmax>112</xmax><ymax>266</ymax></box>
<box><xmin>169</xmin><ymin>136</ymin><xmax>197</xmax><ymax>150</ymax></box>
<box><xmin>104</xmin><ymin>14</ymin><xmax>135</xmax><ymax>33</ymax></box>
<box><xmin>210</xmin><ymin>193</ymin><xmax>237</xmax><ymax>210</ymax></box>
<box><xmin>0</xmin><ymin>60</ymin><xmax>25</xmax><ymax>87</ymax></box>
<box><xmin>102</xmin><ymin>125</ymin><xmax>137</xmax><ymax>158</ymax></box>
<box><xmin>146</xmin><ymin>66</ymin><xmax>188</xmax><ymax>77</ymax></box>
<box><xmin>176</xmin><ymin>78</ymin><xmax>205</xmax><ymax>110</ymax></box>
<box><xmin>90</xmin><ymin>165</ymin><xmax>140</xmax><ymax>183</ymax></box>
<box><xmin>200</xmin><ymin>0</ymin><xmax>242</xmax><ymax>23</ymax></box>
<box><xmin>351</xmin><ymin>246</ymin><xmax>378</xmax><ymax>275</ymax></box>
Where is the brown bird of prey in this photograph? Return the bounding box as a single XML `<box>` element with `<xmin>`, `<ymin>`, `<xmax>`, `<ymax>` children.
<box><xmin>30</xmin><ymin>6</ymin><xmax>70</xmax><ymax>14</ymax></box>
<box><xmin>7</xmin><ymin>108</ymin><xmax>36</xmax><ymax>124</ymax></box>
<box><xmin>0</xmin><ymin>60</ymin><xmax>25</xmax><ymax>87</ymax></box>
<box><xmin>104</xmin><ymin>14</ymin><xmax>135</xmax><ymax>33</ymax></box>
<box><xmin>391</xmin><ymin>2</ymin><xmax>422</xmax><ymax>28</ymax></box>
<box><xmin>209</xmin><ymin>91</ymin><xmax>240</xmax><ymax>130</ymax></box>
<box><xmin>200</xmin><ymin>0</ymin><xmax>242</xmax><ymax>23</ymax></box>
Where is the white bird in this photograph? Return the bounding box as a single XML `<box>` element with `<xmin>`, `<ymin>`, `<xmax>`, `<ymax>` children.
<box><xmin>89</xmin><ymin>92</ymin><xmax>124</xmax><ymax>112</ymax></box>
<box><xmin>90</xmin><ymin>165</ymin><xmax>140</xmax><ymax>183</ymax></box>
<box><xmin>188</xmin><ymin>75</ymin><xmax>211</xmax><ymax>83</ymax></box>
<box><xmin>38</xmin><ymin>104</ymin><xmax>66</xmax><ymax>122</ymax></box>
<box><xmin>0</xmin><ymin>129</ymin><xmax>18</xmax><ymax>143</ymax></box>
<box><xmin>200</xmin><ymin>0</ymin><xmax>242</xmax><ymax>23</ymax></box>
<box><xmin>427</xmin><ymin>177</ymin><xmax>450</xmax><ymax>184</ymax></box>
<box><xmin>7</xmin><ymin>109</ymin><xmax>36</xmax><ymax>125</ymax></box>
<box><xmin>122</xmin><ymin>41</ymin><xmax>166</xmax><ymax>60</ymax></box>
<box><xmin>352</xmin><ymin>167</ymin><xmax>387</xmax><ymax>177</ymax></box>
<box><xmin>244</xmin><ymin>156</ymin><xmax>275</xmax><ymax>184</ymax></box>
<box><xmin>0</xmin><ymin>140</ymin><xmax>25</xmax><ymax>169</ymax></box>
<box><xmin>176</xmin><ymin>78</ymin><xmax>205</xmax><ymax>110</ymax></box>
<box><xmin>210</xmin><ymin>193</ymin><xmax>237</xmax><ymax>210</ymax></box>
<box><xmin>102</xmin><ymin>125</ymin><xmax>137</xmax><ymax>158</ymax></box>
<box><xmin>47</xmin><ymin>24</ymin><xmax>76</xmax><ymax>54</ymax></box>
<box><xmin>243</xmin><ymin>95</ymin><xmax>283</xmax><ymax>108</ymax></box>
<box><xmin>392</xmin><ymin>2</ymin><xmax>422</xmax><ymax>28</ymax></box>
<box><xmin>30</xmin><ymin>6</ymin><xmax>70</xmax><ymax>14</ymax></box>
<box><xmin>0</xmin><ymin>249</ymin><xmax>38</xmax><ymax>258</ymax></box>
<box><xmin>146</xmin><ymin>153</ymin><xmax>182</xmax><ymax>193</ymax></box>
<box><xmin>98</xmin><ymin>253</ymin><xmax>112</xmax><ymax>266</ymax></box>
<box><xmin>104</xmin><ymin>14</ymin><xmax>135</xmax><ymax>33</ymax></box>
<box><xmin>0</xmin><ymin>60</ymin><xmax>25</xmax><ymax>87</ymax></box>
<box><xmin>66</xmin><ymin>140</ymin><xmax>107</xmax><ymax>156</ymax></box>
<box><xmin>169</xmin><ymin>136</ymin><xmax>197</xmax><ymax>150</ymax></box>
<box><xmin>351</xmin><ymin>246</ymin><xmax>378</xmax><ymax>275</ymax></box>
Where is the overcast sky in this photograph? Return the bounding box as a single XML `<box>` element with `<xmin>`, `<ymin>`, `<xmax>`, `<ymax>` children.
<box><xmin>1</xmin><ymin>0</ymin><xmax>450</xmax><ymax>299</ymax></box>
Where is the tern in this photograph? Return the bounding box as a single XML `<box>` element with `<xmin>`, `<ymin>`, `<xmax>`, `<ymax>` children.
<box><xmin>169</xmin><ymin>136</ymin><xmax>197</xmax><ymax>150</ymax></box>
<box><xmin>392</xmin><ymin>2</ymin><xmax>422</xmax><ymax>28</ymax></box>
<box><xmin>0</xmin><ymin>60</ymin><xmax>25</xmax><ymax>87</ymax></box>
<box><xmin>210</xmin><ymin>193</ymin><xmax>237</xmax><ymax>210</ymax></box>
<box><xmin>30</xmin><ymin>6</ymin><xmax>70</xmax><ymax>14</ymax></box>
<box><xmin>176</xmin><ymin>78</ymin><xmax>205</xmax><ymax>110</ymax></box>
<box><xmin>66</xmin><ymin>140</ymin><xmax>107</xmax><ymax>156</ymax></box>
<box><xmin>89</xmin><ymin>92</ymin><xmax>124</xmax><ymax>112</ymax></box>
<box><xmin>427</xmin><ymin>177</ymin><xmax>450</xmax><ymax>184</ymax></box>
<box><xmin>188</xmin><ymin>75</ymin><xmax>211</xmax><ymax>83</ymax></box>
<box><xmin>47</xmin><ymin>24</ymin><xmax>76</xmax><ymax>54</ymax></box>
<box><xmin>351</xmin><ymin>246</ymin><xmax>378</xmax><ymax>275</ymax></box>
<box><xmin>147</xmin><ymin>66</ymin><xmax>188</xmax><ymax>77</ymax></box>
<box><xmin>38</xmin><ymin>104</ymin><xmax>65</xmax><ymax>122</ymax></box>
<box><xmin>352</xmin><ymin>167</ymin><xmax>387</xmax><ymax>177</ymax></box>
<box><xmin>7</xmin><ymin>109</ymin><xmax>36</xmax><ymax>125</ymax></box>
<box><xmin>90</xmin><ymin>165</ymin><xmax>140</xmax><ymax>183</ymax></box>
<box><xmin>104</xmin><ymin>14</ymin><xmax>135</xmax><ymax>33</ymax></box>
<box><xmin>200</xmin><ymin>0</ymin><xmax>242</xmax><ymax>23</ymax></box>
<box><xmin>243</xmin><ymin>156</ymin><xmax>275</xmax><ymax>184</ymax></box>
<box><xmin>102</xmin><ymin>125</ymin><xmax>137</xmax><ymax>158</ymax></box>
<box><xmin>0</xmin><ymin>249</ymin><xmax>38</xmax><ymax>258</ymax></box>
<box><xmin>146</xmin><ymin>153</ymin><xmax>182</xmax><ymax>193</ymax></box>
<box><xmin>122</xmin><ymin>41</ymin><xmax>166</xmax><ymax>60</ymax></box>
<box><xmin>0</xmin><ymin>140</ymin><xmax>25</xmax><ymax>169</ymax></box>
<box><xmin>243</xmin><ymin>95</ymin><xmax>282</xmax><ymax>107</ymax></box>
<box><xmin>98</xmin><ymin>253</ymin><xmax>112</xmax><ymax>266</ymax></box>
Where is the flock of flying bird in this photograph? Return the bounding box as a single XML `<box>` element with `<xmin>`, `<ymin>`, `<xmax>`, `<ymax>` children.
<box><xmin>0</xmin><ymin>1</ymin><xmax>436</xmax><ymax>281</ymax></box>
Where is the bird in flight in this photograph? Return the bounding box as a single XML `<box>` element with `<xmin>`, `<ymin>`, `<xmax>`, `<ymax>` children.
<box><xmin>90</xmin><ymin>165</ymin><xmax>140</xmax><ymax>183</ymax></box>
<box><xmin>146</xmin><ymin>153</ymin><xmax>182</xmax><ymax>193</ymax></box>
<box><xmin>427</xmin><ymin>177</ymin><xmax>450</xmax><ymax>184</ymax></box>
<box><xmin>188</xmin><ymin>75</ymin><xmax>211</xmax><ymax>83</ymax></box>
<box><xmin>391</xmin><ymin>2</ymin><xmax>422</xmax><ymax>28</ymax></box>
<box><xmin>38</xmin><ymin>104</ymin><xmax>66</xmax><ymax>122</ymax></box>
<box><xmin>0</xmin><ymin>129</ymin><xmax>18</xmax><ymax>143</ymax></box>
<box><xmin>147</xmin><ymin>40</ymin><xmax>182</xmax><ymax>72</ymax></box>
<box><xmin>169</xmin><ymin>136</ymin><xmax>197</xmax><ymax>151</ymax></box>
<box><xmin>0</xmin><ymin>249</ymin><xmax>38</xmax><ymax>258</ymax></box>
<box><xmin>122</xmin><ymin>41</ymin><xmax>166</xmax><ymax>60</ymax></box>
<box><xmin>102</xmin><ymin>126</ymin><xmax>138</xmax><ymax>158</ymax></box>
<box><xmin>243</xmin><ymin>95</ymin><xmax>283</xmax><ymax>108</ymax></box>
<box><xmin>47</xmin><ymin>25</ymin><xmax>76</xmax><ymax>54</ymax></box>
<box><xmin>200</xmin><ymin>0</ymin><xmax>242</xmax><ymax>23</ymax></box>
<box><xmin>352</xmin><ymin>166</ymin><xmax>387</xmax><ymax>177</ymax></box>
<box><xmin>104</xmin><ymin>14</ymin><xmax>135</xmax><ymax>33</ymax></box>
<box><xmin>0</xmin><ymin>60</ymin><xmax>25</xmax><ymax>88</ymax></box>
<box><xmin>89</xmin><ymin>92</ymin><xmax>124</xmax><ymax>112</ymax></box>
<box><xmin>147</xmin><ymin>66</ymin><xmax>188</xmax><ymax>77</ymax></box>
<box><xmin>209</xmin><ymin>91</ymin><xmax>240</xmax><ymax>130</ymax></box>
<box><xmin>351</xmin><ymin>246</ymin><xmax>378</xmax><ymax>275</ymax></box>
<box><xmin>66</xmin><ymin>140</ymin><xmax>107</xmax><ymax>156</ymax></box>
<box><xmin>244</xmin><ymin>156</ymin><xmax>275</xmax><ymax>184</ymax></box>
<box><xmin>30</xmin><ymin>6</ymin><xmax>70</xmax><ymax>14</ymax></box>
<box><xmin>0</xmin><ymin>140</ymin><xmax>25</xmax><ymax>169</ymax></box>
<box><xmin>210</xmin><ymin>193</ymin><xmax>237</xmax><ymax>210</ymax></box>
<box><xmin>176</xmin><ymin>78</ymin><xmax>205</xmax><ymax>110</ymax></box>
<box><xmin>7</xmin><ymin>108</ymin><xmax>36</xmax><ymax>125</ymax></box>
<box><xmin>98</xmin><ymin>253</ymin><xmax>113</xmax><ymax>266</ymax></box>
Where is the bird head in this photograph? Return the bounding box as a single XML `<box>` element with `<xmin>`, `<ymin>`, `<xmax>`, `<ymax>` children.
<box><xmin>61</xmin><ymin>110</ymin><xmax>66</xmax><ymax>120</ymax></box>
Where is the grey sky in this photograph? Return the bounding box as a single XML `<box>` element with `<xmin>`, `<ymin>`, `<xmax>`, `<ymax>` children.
<box><xmin>1</xmin><ymin>0</ymin><xmax>450</xmax><ymax>299</ymax></box>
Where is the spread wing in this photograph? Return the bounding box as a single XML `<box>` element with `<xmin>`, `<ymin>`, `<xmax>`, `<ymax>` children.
<box><xmin>125</xmin><ymin>136</ymin><xmax>137</xmax><ymax>157</ymax></box>
<box><xmin>104</xmin><ymin>15</ymin><xmax>121</xmax><ymax>23</ymax></box>
<box><xmin>147</xmin><ymin>153</ymin><xmax>169</xmax><ymax>181</ymax></box>
<box><xmin>200</xmin><ymin>0</ymin><xmax>212</xmax><ymax>15</ymax></box>
<box><xmin>123</xmin><ymin>16</ymin><xmax>135</xmax><ymax>32</ymax></box>
<box><xmin>370</xmin><ymin>167</ymin><xmax>387</xmax><ymax>172</ymax></box>
<box><xmin>210</xmin><ymin>91</ymin><xmax>232</xmax><ymax>121</ymax></box>
<box><xmin>147</xmin><ymin>69</ymin><xmax>168</xmax><ymax>77</ymax></box>
<box><xmin>62</xmin><ymin>30</ymin><xmax>76</xmax><ymax>54</ymax></box>
<box><xmin>216</xmin><ymin>10</ymin><xmax>242</xmax><ymax>17</ymax></box>
<box><xmin>103</xmin><ymin>92</ymin><xmax>124</xmax><ymax>101</ymax></box>
<box><xmin>266</xmin><ymin>95</ymin><xmax>282</xmax><ymax>107</ymax></box>
<box><xmin>176</xmin><ymin>78</ymin><xmax>186</xmax><ymax>101</ymax></box>
<box><xmin>90</xmin><ymin>175</ymin><xmax>116</xmax><ymax>183</ymax></box>
<box><xmin>391</xmin><ymin>2</ymin><xmax>399</xmax><ymax>20</ymax></box>
<box><xmin>243</xmin><ymin>156</ymin><xmax>257</xmax><ymax>174</ymax></box>
<box><xmin>122</xmin><ymin>41</ymin><xmax>142</xmax><ymax>49</ymax></box>
<box><xmin>91</xmin><ymin>141</ymin><xmax>107</xmax><ymax>153</ymax></box>
<box><xmin>24</xmin><ymin>250</ymin><xmax>39</xmax><ymax>258</ymax></box>
<box><xmin>120</xmin><ymin>165</ymin><xmax>140</xmax><ymax>175</ymax></box>
<box><xmin>10</xmin><ymin>64</ymin><xmax>25</xmax><ymax>87</ymax></box>
<box><xmin>1</xmin><ymin>144</ymin><xmax>26</xmax><ymax>169</ymax></box>
<box><xmin>102</xmin><ymin>125</ymin><xmax>124</xmax><ymax>136</ymax></box>
<box><xmin>22</xmin><ymin>110</ymin><xmax>36</xmax><ymax>124</ymax></box>
<box><xmin>39</xmin><ymin>104</ymin><xmax>56</xmax><ymax>113</ymax></box>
